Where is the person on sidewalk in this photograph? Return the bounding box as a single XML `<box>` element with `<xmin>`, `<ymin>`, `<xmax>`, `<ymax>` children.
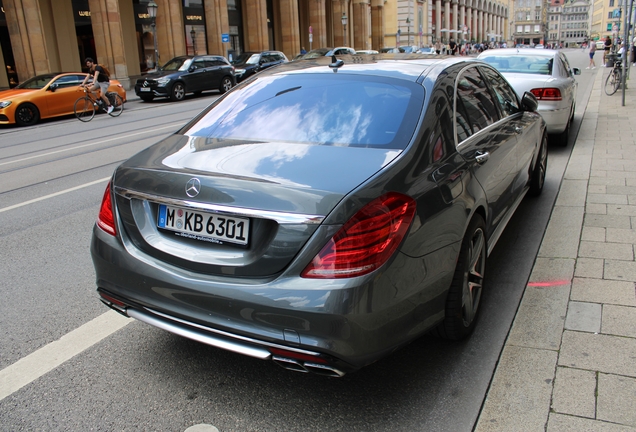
<box><xmin>449</xmin><ymin>38</ymin><xmax>457</xmax><ymax>55</ymax></box>
<box><xmin>587</xmin><ymin>42</ymin><xmax>597</xmax><ymax>69</ymax></box>
<box><xmin>434</xmin><ymin>40</ymin><xmax>442</xmax><ymax>55</ymax></box>
<box><xmin>603</xmin><ymin>36</ymin><xmax>612</xmax><ymax>66</ymax></box>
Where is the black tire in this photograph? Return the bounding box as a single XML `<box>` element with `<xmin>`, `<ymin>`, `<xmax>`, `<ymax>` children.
<box><xmin>73</xmin><ymin>97</ymin><xmax>95</xmax><ymax>122</ymax></box>
<box><xmin>604</xmin><ymin>69</ymin><xmax>620</xmax><ymax>96</ymax></box>
<box><xmin>140</xmin><ymin>95</ymin><xmax>154</xmax><ymax>102</ymax></box>
<box><xmin>219</xmin><ymin>76</ymin><xmax>233</xmax><ymax>94</ymax></box>
<box><xmin>107</xmin><ymin>93</ymin><xmax>124</xmax><ymax>117</ymax></box>
<box><xmin>169</xmin><ymin>82</ymin><xmax>186</xmax><ymax>101</ymax></box>
<box><xmin>529</xmin><ymin>133</ymin><xmax>548</xmax><ymax>197</ymax></box>
<box><xmin>15</xmin><ymin>102</ymin><xmax>40</xmax><ymax>126</ymax></box>
<box><xmin>433</xmin><ymin>215</ymin><xmax>487</xmax><ymax>340</ymax></box>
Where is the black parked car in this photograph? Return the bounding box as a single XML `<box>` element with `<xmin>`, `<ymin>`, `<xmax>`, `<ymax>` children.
<box><xmin>231</xmin><ymin>51</ymin><xmax>288</xmax><ymax>82</ymax></box>
<box><xmin>93</xmin><ymin>55</ymin><xmax>547</xmax><ymax>377</ymax></box>
<box><xmin>135</xmin><ymin>55</ymin><xmax>235</xmax><ymax>102</ymax></box>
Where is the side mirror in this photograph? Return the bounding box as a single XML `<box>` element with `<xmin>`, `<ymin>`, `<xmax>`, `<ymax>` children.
<box><xmin>572</xmin><ymin>67</ymin><xmax>581</xmax><ymax>75</ymax></box>
<box><xmin>188</xmin><ymin>66</ymin><xmax>196</xmax><ymax>72</ymax></box>
<box><xmin>521</xmin><ymin>91</ymin><xmax>538</xmax><ymax>112</ymax></box>
<box><xmin>49</xmin><ymin>83</ymin><xmax>58</xmax><ymax>92</ymax></box>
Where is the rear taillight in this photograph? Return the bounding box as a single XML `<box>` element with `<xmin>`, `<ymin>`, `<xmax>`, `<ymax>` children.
<box><xmin>97</xmin><ymin>182</ymin><xmax>117</xmax><ymax>236</ymax></box>
<box><xmin>530</xmin><ymin>88</ymin><xmax>562</xmax><ymax>101</ymax></box>
<box><xmin>301</xmin><ymin>192</ymin><xmax>416</xmax><ymax>279</ymax></box>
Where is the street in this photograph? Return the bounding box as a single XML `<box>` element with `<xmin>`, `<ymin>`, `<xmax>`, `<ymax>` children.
<box><xmin>0</xmin><ymin>50</ymin><xmax>596</xmax><ymax>431</ymax></box>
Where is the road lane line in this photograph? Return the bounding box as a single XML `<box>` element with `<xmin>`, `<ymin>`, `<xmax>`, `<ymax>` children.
<box><xmin>0</xmin><ymin>122</ymin><xmax>182</xmax><ymax>167</ymax></box>
<box><xmin>0</xmin><ymin>176</ymin><xmax>111</xmax><ymax>214</ymax></box>
<box><xmin>0</xmin><ymin>310</ymin><xmax>130</xmax><ymax>401</ymax></box>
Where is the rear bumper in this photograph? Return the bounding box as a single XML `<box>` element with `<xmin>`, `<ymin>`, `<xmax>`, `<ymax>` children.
<box><xmin>538</xmin><ymin>103</ymin><xmax>571</xmax><ymax>135</ymax></box>
<box><xmin>91</xmin><ymin>223</ymin><xmax>455</xmax><ymax>374</ymax></box>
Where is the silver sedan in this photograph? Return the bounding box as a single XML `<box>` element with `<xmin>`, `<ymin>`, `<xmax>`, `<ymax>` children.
<box><xmin>478</xmin><ymin>48</ymin><xmax>580</xmax><ymax>146</ymax></box>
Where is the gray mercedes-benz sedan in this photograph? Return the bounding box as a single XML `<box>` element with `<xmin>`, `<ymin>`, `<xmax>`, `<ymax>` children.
<box><xmin>91</xmin><ymin>54</ymin><xmax>547</xmax><ymax>377</ymax></box>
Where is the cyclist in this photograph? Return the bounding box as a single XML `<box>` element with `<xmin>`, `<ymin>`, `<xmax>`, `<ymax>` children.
<box><xmin>80</xmin><ymin>57</ymin><xmax>114</xmax><ymax>114</ymax></box>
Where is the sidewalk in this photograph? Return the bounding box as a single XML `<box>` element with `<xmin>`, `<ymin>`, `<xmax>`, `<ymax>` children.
<box><xmin>475</xmin><ymin>68</ymin><xmax>636</xmax><ymax>430</ymax></box>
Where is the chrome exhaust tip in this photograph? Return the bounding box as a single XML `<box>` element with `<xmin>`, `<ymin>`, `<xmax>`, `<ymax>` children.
<box><xmin>303</xmin><ymin>363</ymin><xmax>346</xmax><ymax>378</ymax></box>
<box><xmin>272</xmin><ymin>356</ymin><xmax>346</xmax><ymax>377</ymax></box>
<box><xmin>272</xmin><ymin>356</ymin><xmax>308</xmax><ymax>373</ymax></box>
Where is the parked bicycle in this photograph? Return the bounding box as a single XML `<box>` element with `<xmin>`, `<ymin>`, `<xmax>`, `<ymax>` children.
<box><xmin>604</xmin><ymin>58</ymin><xmax>623</xmax><ymax>96</ymax></box>
<box><xmin>74</xmin><ymin>87</ymin><xmax>124</xmax><ymax>122</ymax></box>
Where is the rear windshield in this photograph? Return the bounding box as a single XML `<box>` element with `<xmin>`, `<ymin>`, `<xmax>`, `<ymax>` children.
<box><xmin>480</xmin><ymin>55</ymin><xmax>553</xmax><ymax>75</ymax></box>
<box><xmin>183</xmin><ymin>74</ymin><xmax>424</xmax><ymax>149</ymax></box>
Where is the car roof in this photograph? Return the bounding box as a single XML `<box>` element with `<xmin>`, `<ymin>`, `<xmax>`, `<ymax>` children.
<box><xmin>257</xmin><ymin>54</ymin><xmax>482</xmax><ymax>82</ymax></box>
<box><xmin>480</xmin><ymin>48</ymin><xmax>557</xmax><ymax>57</ymax></box>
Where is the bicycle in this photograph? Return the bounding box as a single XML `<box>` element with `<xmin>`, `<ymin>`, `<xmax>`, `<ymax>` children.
<box><xmin>74</xmin><ymin>86</ymin><xmax>124</xmax><ymax>122</ymax></box>
<box><xmin>604</xmin><ymin>58</ymin><xmax>623</xmax><ymax>96</ymax></box>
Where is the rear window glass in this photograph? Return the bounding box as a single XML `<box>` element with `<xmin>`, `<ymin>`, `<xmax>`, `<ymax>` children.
<box><xmin>480</xmin><ymin>55</ymin><xmax>553</xmax><ymax>75</ymax></box>
<box><xmin>184</xmin><ymin>74</ymin><xmax>424</xmax><ymax>149</ymax></box>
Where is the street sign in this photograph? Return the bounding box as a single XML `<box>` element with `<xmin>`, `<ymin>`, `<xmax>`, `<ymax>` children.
<box><xmin>221</xmin><ymin>33</ymin><xmax>230</xmax><ymax>43</ymax></box>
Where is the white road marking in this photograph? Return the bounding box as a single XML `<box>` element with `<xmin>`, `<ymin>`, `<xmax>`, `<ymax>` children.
<box><xmin>0</xmin><ymin>176</ymin><xmax>111</xmax><ymax>214</ymax></box>
<box><xmin>0</xmin><ymin>122</ymin><xmax>181</xmax><ymax>167</ymax></box>
<box><xmin>0</xmin><ymin>310</ymin><xmax>131</xmax><ymax>401</ymax></box>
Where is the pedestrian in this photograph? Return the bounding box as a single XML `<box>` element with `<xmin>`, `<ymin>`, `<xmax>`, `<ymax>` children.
<box><xmin>434</xmin><ymin>40</ymin><xmax>442</xmax><ymax>54</ymax></box>
<box><xmin>449</xmin><ymin>38</ymin><xmax>457</xmax><ymax>55</ymax></box>
<box><xmin>586</xmin><ymin>42</ymin><xmax>596</xmax><ymax>69</ymax></box>
<box><xmin>632</xmin><ymin>35</ymin><xmax>636</xmax><ymax>66</ymax></box>
<box><xmin>603</xmin><ymin>36</ymin><xmax>612</xmax><ymax>66</ymax></box>
<box><xmin>79</xmin><ymin>57</ymin><xmax>114</xmax><ymax>114</ymax></box>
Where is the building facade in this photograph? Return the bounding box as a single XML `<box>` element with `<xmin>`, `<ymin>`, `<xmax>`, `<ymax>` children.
<box><xmin>512</xmin><ymin>0</ymin><xmax>547</xmax><ymax>45</ymax></box>
<box><xmin>560</xmin><ymin>0</ymin><xmax>591</xmax><ymax>47</ymax></box>
<box><xmin>547</xmin><ymin>0</ymin><xmax>563</xmax><ymax>46</ymax></box>
<box><xmin>0</xmin><ymin>0</ymin><xmax>510</xmax><ymax>90</ymax></box>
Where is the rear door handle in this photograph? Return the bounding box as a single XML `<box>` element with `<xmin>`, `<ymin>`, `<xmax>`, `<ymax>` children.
<box><xmin>475</xmin><ymin>151</ymin><xmax>490</xmax><ymax>164</ymax></box>
<box><xmin>514</xmin><ymin>126</ymin><xmax>523</xmax><ymax>134</ymax></box>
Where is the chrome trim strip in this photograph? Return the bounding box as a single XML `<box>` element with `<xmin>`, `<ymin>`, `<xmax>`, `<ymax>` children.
<box><xmin>128</xmin><ymin>308</ymin><xmax>272</xmax><ymax>360</ymax></box>
<box><xmin>133</xmin><ymin>306</ymin><xmax>323</xmax><ymax>357</ymax></box>
<box><xmin>486</xmin><ymin>185</ymin><xmax>529</xmax><ymax>256</ymax></box>
<box><xmin>115</xmin><ymin>187</ymin><xmax>325</xmax><ymax>225</ymax></box>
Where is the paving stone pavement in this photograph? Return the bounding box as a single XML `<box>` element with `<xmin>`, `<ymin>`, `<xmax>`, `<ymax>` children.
<box><xmin>475</xmin><ymin>67</ymin><xmax>636</xmax><ymax>431</ymax></box>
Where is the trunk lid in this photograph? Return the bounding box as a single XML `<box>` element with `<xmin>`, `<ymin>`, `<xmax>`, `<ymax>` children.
<box><xmin>113</xmin><ymin>134</ymin><xmax>402</xmax><ymax>277</ymax></box>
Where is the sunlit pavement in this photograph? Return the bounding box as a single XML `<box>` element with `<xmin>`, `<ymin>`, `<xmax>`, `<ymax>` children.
<box><xmin>476</xmin><ymin>64</ymin><xmax>636</xmax><ymax>430</ymax></box>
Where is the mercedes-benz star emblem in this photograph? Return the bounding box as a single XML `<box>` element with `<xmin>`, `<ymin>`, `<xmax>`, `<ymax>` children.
<box><xmin>185</xmin><ymin>178</ymin><xmax>201</xmax><ymax>197</ymax></box>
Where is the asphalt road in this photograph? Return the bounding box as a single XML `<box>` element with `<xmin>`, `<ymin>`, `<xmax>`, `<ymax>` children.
<box><xmin>0</xmin><ymin>50</ymin><xmax>595</xmax><ymax>431</ymax></box>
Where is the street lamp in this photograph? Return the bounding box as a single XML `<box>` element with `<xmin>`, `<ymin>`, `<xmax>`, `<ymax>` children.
<box><xmin>341</xmin><ymin>13</ymin><xmax>348</xmax><ymax>46</ymax></box>
<box><xmin>147</xmin><ymin>0</ymin><xmax>159</xmax><ymax>68</ymax></box>
<box><xmin>406</xmin><ymin>17</ymin><xmax>411</xmax><ymax>45</ymax></box>
<box><xmin>190</xmin><ymin>28</ymin><xmax>196</xmax><ymax>55</ymax></box>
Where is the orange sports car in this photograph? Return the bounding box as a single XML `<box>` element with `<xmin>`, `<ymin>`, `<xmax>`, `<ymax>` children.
<box><xmin>0</xmin><ymin>72</ymin><xmax>127</xmax><ymax>126</ymax></box>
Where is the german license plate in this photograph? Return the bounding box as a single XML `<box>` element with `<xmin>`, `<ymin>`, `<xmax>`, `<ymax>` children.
<box><xmin>140</xmin><ymin>87</ymin><xmax>151</xmax><ymax>92</ymax></box>
<box><xmin>157</xmin><ymin>205</ymin><xmax>249</xmax><ymax>245</ymax></box>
